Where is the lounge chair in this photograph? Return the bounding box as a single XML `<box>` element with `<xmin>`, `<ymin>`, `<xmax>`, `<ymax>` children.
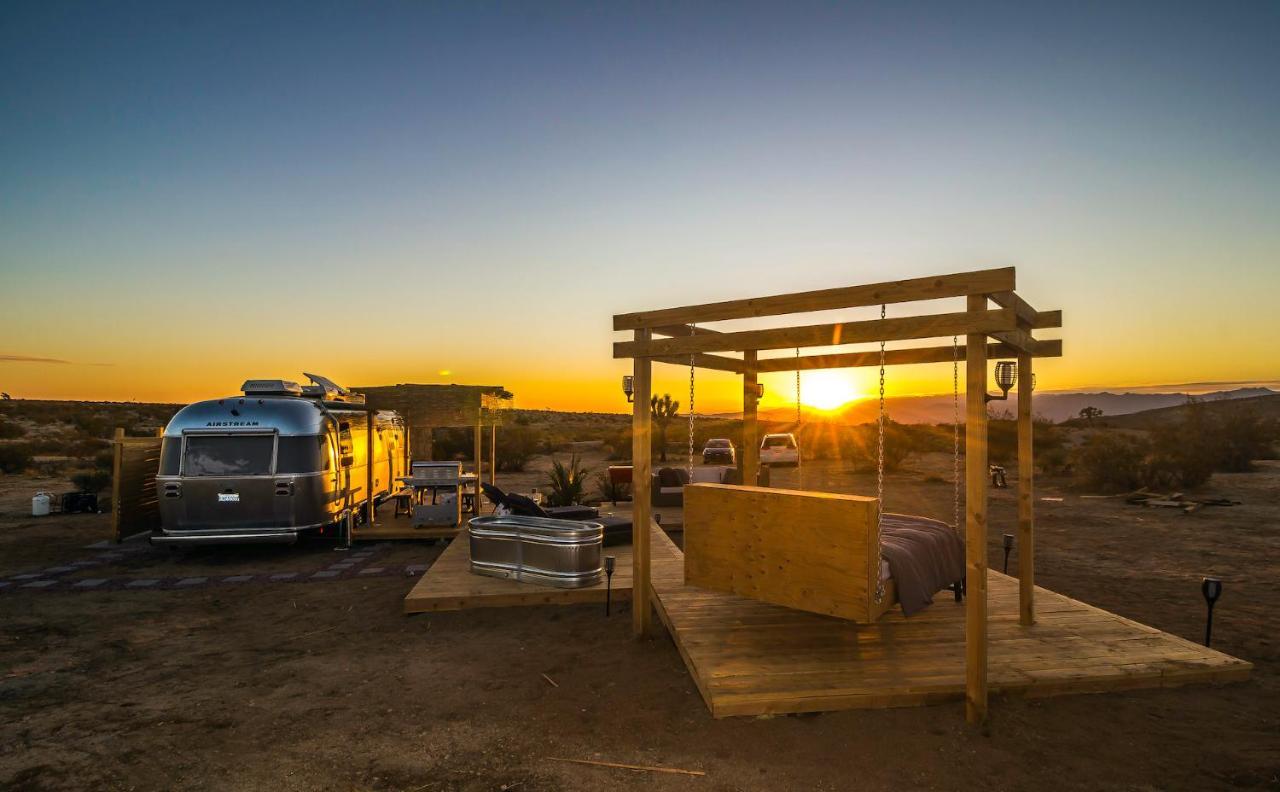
<box><xmin>480</xmin><ymin>483</ymin><xmax>632</xmax><ymax>546</ymax></box>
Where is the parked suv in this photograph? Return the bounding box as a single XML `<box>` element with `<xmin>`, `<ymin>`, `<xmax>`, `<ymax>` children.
<box><xmin>701</xmin><ymin>438</ymin><xmax>736</xmax><ymax>465</ymax></box>
<box><xmin>759</xmin><ymin>433</ymin><xmax>799</xmax><ymax>467</ymax></box>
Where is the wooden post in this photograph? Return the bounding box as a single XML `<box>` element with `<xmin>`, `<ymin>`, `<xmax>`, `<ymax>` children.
<box><xmin>473</xmin><ymin>412</ymin><xmax>483</xmax><ymax>516</ymax></box>
<box><xmin>490</xmin><ymin>423</ymin><xmax>497</xmax><ymax>486</ymax></box>
<box><xmin>365</xmin><ymin>411</ymin><xmax>375</xmax><ymax>532</ymax></box>
<box><xmin>1017</xmin><ymin>352</ymin><xmax>1035</xmax><ymax>625</ymax></box>
<box><xmin>741</xmin><ymin>350</ymin><xmax>759</xmax><ymax>485</ymax></box>
<box><xmin>111</xmin><ymin>427</ymin><xmax>124</xmax><ymax>543</ymax></box>
<box><xmin>631</xmin><ymin>329</ymin><xmax>654</xmax><ymax>637</ymax></box>
<box><xmin>965</xmin><ymin>294</ymin><xmax>990</xmax><ymax>724</ymax></box>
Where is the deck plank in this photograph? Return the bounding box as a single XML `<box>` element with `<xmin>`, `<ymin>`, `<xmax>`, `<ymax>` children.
<box><xmin>402</xmin><ymin>526</ymin><xmax>681</xmax><ymax>614</ymax></box>
<box><xmin>647</xmin><ymin>524</ymin><xmax>1252</xmax><ymax>718</ymax></box>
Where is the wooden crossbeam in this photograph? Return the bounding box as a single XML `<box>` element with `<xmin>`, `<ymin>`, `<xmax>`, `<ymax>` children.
<box><xmin>990</xmin><ymin>327</ymin><xmax>1037</xmax><ymax>355</ymax></box>
<box><xmin>614</xmin><ymin>308</ymin><xmax>1017</xmax><ymax>359</ymax></box>
<box><xmin>613</xmin><ymin>268</ymin><xmax>1016</xmax><ymax>331</ymax></box>
<box><xmin>991</xmin><ymin>292</ymin><xmax>1061</xmax><ymax>330</ymax></box>
<box><xmin>653</xmin><ymin>353</ymin><xmax>745</xmax><ymax>373</ymax></box>
<box><xmin>753</xmin><ymin>339</ymin><xmax>1061</xmax><ymax>372</ymax></box>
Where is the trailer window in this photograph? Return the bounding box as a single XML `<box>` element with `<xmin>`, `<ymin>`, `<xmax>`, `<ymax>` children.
<box><xmin>159</xmin><ymin>437</ymin><xmax>181</xmax><ymax>475</ymax></box>
<box><xmin>277</xmin><ymin>436</ymin><xmax>327</xmax><ymax>473</ymax></box>
<box><xmin>183</xmin><ymin>435</ymin><xmax>274</xmax><ymax>477</ymax></box>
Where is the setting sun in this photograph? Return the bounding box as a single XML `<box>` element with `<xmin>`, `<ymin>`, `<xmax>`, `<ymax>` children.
<box><xmin>799</xmin><ymin>370</ymin><xmax>862</xmax><ymax>412</ymax></box>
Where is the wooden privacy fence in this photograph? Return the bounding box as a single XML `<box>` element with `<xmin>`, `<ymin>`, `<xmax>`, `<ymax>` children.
<box><xmin>112</xmin><ymin>427</ymin><xmax>163</xmax><ymax>542</ymax></box>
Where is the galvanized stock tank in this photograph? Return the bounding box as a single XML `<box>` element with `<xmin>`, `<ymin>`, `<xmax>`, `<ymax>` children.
<box><xmin>468</xmin><ymin>515</ymin><xmax>604</xmax><ymax>588</ymax></box>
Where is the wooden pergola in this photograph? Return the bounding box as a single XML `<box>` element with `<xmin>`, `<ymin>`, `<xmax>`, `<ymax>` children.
<box><xmin>613</xmin><ymin>266</ymin><xmax>1063</xmax><ymax>723</ymax></box>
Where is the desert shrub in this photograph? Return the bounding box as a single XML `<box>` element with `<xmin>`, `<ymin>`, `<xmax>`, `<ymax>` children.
<box><xmin>604</xmin><ymin>427</ymin><xmax>632</xmax><ymax>461</ymax></box>
<box><xmin>545</xmin><ymin>455</ymin><xmax>591</xmax><ymax>506</ymax></box>
<box><xmin>70</xmin><ymin>469</ymin><xmax>112</xmax><ymax>493</ymax></box>
<box><xmin>1215</xmin><ymin>408</ymin><xmax>1278</xmax><ymax>472</ymax></box>
<box><xmin>593</xmin><ymin>472</ymin><xmax>630</xmax><ymax>503</ymax></box>
<box><xmin>495</xmin><ymin>425</ymin><xmax>543</xmax><ymax>472</ymax></box>
<box><xmin>841</xmin><ymin>420</ymin><xmax>914</xmax><ymax>472</ymax></box>
<box><xmin>0</xmin><ymin>417</ymin><xmax>23</xmax><ymax>439</ymax></box>
<box><xmin>0</xmin><ymin>444</ymin><xmax>33</xmax><ymax>474</ymax></box>
<box><xmin>429</xmin><ymin>427</ymin><xmax>475</xmax><ymax>461</ymax></box>
<box><xmin>1071</xmin><ymin>433</ymin><xmax>1148</xmax><ymax>493</ymax></box>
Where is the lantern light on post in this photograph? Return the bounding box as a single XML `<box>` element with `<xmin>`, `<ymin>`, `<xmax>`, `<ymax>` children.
<box><xmin>755</xmin><ymin>382</ymin><xmax>765</xmax><ymax>399</ymax></box>
<box><xmin>1201</xmin><ymin>576</ymin><xmax>1222</xmax><ymax>646</ymax></box>
<box><xmin>621</xmin><ymin>376</ymin><xmax>634</xmax><ymax>403</ymax></box>
<box><xmin>1002</xmin><ymin>533</ymin><xmax>1014</xmax><ymax>573</ymax></box>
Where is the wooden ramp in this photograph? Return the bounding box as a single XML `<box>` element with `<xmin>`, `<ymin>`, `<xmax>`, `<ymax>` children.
<box><xmin>403</xmin><ymin>531</ymin><xmax>681</xmax><ymax>614</ymax></box>
<box><xmin>647</xmin><ymin>525</ymin><xmax>1252</xmax><ymax>718</ymax></box>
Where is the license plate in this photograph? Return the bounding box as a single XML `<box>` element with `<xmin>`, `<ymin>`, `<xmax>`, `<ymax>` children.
<box><xmin>218</xmin><ymin>492</ymin><xmax>240</xmax><ymax>503</ymax></box>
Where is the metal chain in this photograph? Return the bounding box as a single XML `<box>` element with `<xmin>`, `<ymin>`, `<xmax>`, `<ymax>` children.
<box><xmin>875</xmin><ymin>304</ymin><xmax>886</xmax><ymax>603</ymax></box>
<box><xmin>795</xmin><ymin>348</ymin><xmax>802</xmax><ymax>488</ymax></box>
<box><xmin>688</xmin><ymin>324</ymin><xmax>696</xmax><ymax>481</ymax></box>
<box><xmin>953</xmin><ymin>335</ymin><xmax>961</xmax><ymax>533</ymax></box>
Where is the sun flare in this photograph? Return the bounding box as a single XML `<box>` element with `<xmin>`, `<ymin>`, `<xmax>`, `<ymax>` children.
<box><xmin>799</xmin><ymin>370</ymin><xmax>861</xmax><ymax>412</ymax></box>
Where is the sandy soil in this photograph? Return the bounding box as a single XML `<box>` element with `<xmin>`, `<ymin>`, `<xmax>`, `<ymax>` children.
<box><xmin>1</xmin><ymin>455</ymin><xmax>1277</xmax><ymax>791</ymax></box>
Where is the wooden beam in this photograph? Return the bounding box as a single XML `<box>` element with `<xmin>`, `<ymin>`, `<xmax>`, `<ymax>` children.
<box><xmin>741</xmin><ymin>351</ymin><xmax>759</xmax><ymax>485</ymax></box>
<box><xmin>652</xmin><ymin>323</ymin><xmax>722</xmax><ymax>337</ymax></box>
<box><xmin>366</xmin><ymin>411</ymin><xmax>375</xmax><ymax>529</ymax></box>
<box><xmin>991</xmin><ymin>292</ymin><xmax>1061</xmax><ymax>329</ymax></box>
<box><xmin>965</xmin><ymin>294</ymin><xmax>989</xmax><ymax>725</ymax></box>
<box><xmin>1018</xmin><ymin>353</ymin><xmax>1035</xmax><ymax>626</ymax></box>
<box><xmin>990</xmin><ymin>327</ymin><xmax>1037</xmax><ymax>356</ymax></box>
<box><xmin>653</xmin><ymin>353</ymin><xmax>746</xmax><ymax>374</ymax></box>
<box><xmin>631</xmin><ymin>329</ymin><xmax>655</xmax><ymax>637</ymax></box>
<box><xmin>615</xmin><ymin>308</ymin><xmax>1017</xmax><ymax>359</ymax></box>
<box><xmin>754</xmin><ymin>339</ymin><xmax>1062</xmax><ymax>372</ymax></box>
<box><xmin>490</xmin><ymin>423</ymin><xmax>497</xmax><ymax>486</ymax></box>
<box><xmin>473</xmin><ymin>412</ymin><xmax>483</xmax><ymax>517</ymax></box>
<box><xmin>614</xmin><ymin>267</ymin><xmax>1016</xmax><ymax>331</ymax></box>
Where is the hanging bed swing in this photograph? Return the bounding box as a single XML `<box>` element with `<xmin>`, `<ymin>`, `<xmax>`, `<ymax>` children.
<box><xmin>679</xmin><ymin>313</ymin><xmax>967</xmax><ymax>622</ymax></box>
<box><xmin>614</xmin><ymin>267</ymin><xmax>1062</xmax><ymax>723</ymax></box>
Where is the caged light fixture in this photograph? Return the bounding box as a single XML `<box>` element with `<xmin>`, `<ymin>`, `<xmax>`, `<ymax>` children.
<box><xmin>987</xmin><ymin>360</ymin><xmax>1017</xmax><ymax>402</ymax></box>
<box><xmin>621</xmin><ymin>375</ymin><xmax>634</xmax><ymax>403</ymax></box>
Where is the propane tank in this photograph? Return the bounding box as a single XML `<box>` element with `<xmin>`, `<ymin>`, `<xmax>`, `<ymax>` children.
<box><xmin>32</xmin><ymin>492</ymin><xmax>52</xmax><ymax>517</ymax></box>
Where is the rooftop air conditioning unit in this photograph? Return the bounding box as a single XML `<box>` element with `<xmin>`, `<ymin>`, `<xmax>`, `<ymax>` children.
<box><xmin>241</xmin><ymin>379</ymin><xmax>303</xmax><ymax>397</ymax></box>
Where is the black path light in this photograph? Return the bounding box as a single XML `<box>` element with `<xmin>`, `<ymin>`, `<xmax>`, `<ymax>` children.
<box><xmin>1201</xmin><ymin>577</ymin><xmax>1223</xmax><ymax>647</ymax></box>
<box><xmin>1002</xmin><ymin>534</ymin><xmax>1014</xmax><ymax>573</ymax></box>
<box><xmin>604</xmin><ymin>555</ymin><xmax>616</xmax><ymax>616</ymax></box>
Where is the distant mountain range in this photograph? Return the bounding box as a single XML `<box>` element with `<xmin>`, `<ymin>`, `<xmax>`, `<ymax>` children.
<box><xmin>750</xmin><ymin>387</ymin><xmax>1280</xmax><ymax>425</ymax></box>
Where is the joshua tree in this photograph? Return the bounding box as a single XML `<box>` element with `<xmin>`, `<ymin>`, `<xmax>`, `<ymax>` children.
<box><xmin>650</xmin><ymin>393</ymin><xmax>680</xmax><ymax>462</ymax></box>
<box><xmin>1079</xmin><ymin>405</ymin><xmax>1103</xmax><ymax>426</ymax></box>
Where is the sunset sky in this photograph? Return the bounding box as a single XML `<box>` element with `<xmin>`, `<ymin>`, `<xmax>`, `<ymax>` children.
<box><xmin>2</xmin><ymin>2</ymin><xmax>1277</xmax><ymax>413</ymax></box>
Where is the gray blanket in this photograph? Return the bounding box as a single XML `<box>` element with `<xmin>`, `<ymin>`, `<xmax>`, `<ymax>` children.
<box><xmin>879</xmin><ymin>513</ymin><xmax>966</xmax><ymax>617</ymax></box>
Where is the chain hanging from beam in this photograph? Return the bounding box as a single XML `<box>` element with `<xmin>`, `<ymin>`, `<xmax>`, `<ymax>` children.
<box><xmin>875</xmin><ymin>304</ymin><xmax>886</xmax><ymax>604</ymax></box>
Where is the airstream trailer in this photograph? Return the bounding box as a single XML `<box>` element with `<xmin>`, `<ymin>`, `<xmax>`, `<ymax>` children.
<box><xmin>152</xmin><ymin>374</ymin><xmax>407</xmax><ymax>546</ymax></box>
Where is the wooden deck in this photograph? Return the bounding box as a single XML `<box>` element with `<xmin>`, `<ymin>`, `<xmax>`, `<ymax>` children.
<box><xmin>402</xmin><ymin>529</ymin><xmax>682</xmax><ymax>614</ymax></box>
<box><xmin>647</xmin><ymin>525</ymin><xmax>1252</xmax><ymax>718</ymax></box>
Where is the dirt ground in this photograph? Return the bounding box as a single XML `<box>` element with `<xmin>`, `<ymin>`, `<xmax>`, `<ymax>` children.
<box><xmin>1</xmin><ymin>454</ymin><xmax>1277</xmax><ymax>791</ymax></box>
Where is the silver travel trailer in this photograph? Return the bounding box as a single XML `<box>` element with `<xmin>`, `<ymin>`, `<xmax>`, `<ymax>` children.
<box><xmin>152</xmin><ymin>374</ymin><xmax>407</xmax><ymax>546</ymax></box>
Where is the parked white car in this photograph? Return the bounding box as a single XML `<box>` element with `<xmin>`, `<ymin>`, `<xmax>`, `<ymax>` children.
<box><xmin>759</xmin><ymin>433</ymin><xmax>799</xmax><ymax>467</ymax></box>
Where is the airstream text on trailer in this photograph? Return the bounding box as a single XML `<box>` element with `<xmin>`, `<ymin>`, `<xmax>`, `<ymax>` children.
<box><xmin>152</xmin><ymin>374</ymin><xmax>406</xmax><ymax>546</ymax></box>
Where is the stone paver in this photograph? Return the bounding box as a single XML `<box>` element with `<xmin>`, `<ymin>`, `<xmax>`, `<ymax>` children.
<box><xmin>176</xmin><ymin>577</ymin><xmax>208</xmax><ymax>586</ymax></box>
<box><xmin>74</xmin><ymin>578</ymin><xmax>109</xmax><ymax>588</ymax></box>
<box><xmin>222</xmin><ymin>575</ymin><xmax>254</xmax><ymax>583</ymax></box>
<box><xmin>311</xmin><ymin>570</ymin><xmax>340</xmax><ymax>579</ymax></box>
<box><xmin>22</xmin><ymin>580</ymin><xmax>56</xmax><ymax>588</ymax></box>
<box><xmin>269</xmin><ymin>572</ymin><xmax>299</xmax><ymax>581</ymax></box>
<box><xmin>358</xmin><ymin>567</ymin><xmax>386</xmax><ymax>575</ymax></box>
<box><xmin>126</xmin><ymin>579</ymin><xmax>160</xmax><ymax>588</ymax></box>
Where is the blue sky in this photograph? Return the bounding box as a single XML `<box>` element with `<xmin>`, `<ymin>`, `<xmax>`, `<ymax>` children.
<box><xmin>2</xmin><ymin>1</ymin><xmax>1277</xmax><ymax>409</ymax></box>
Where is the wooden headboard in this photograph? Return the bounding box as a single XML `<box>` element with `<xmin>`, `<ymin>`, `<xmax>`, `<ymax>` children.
<box><xmin>683</xmin><ymin>483</ymin><xmax>887</xmax><ymax>622</ymax></box>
